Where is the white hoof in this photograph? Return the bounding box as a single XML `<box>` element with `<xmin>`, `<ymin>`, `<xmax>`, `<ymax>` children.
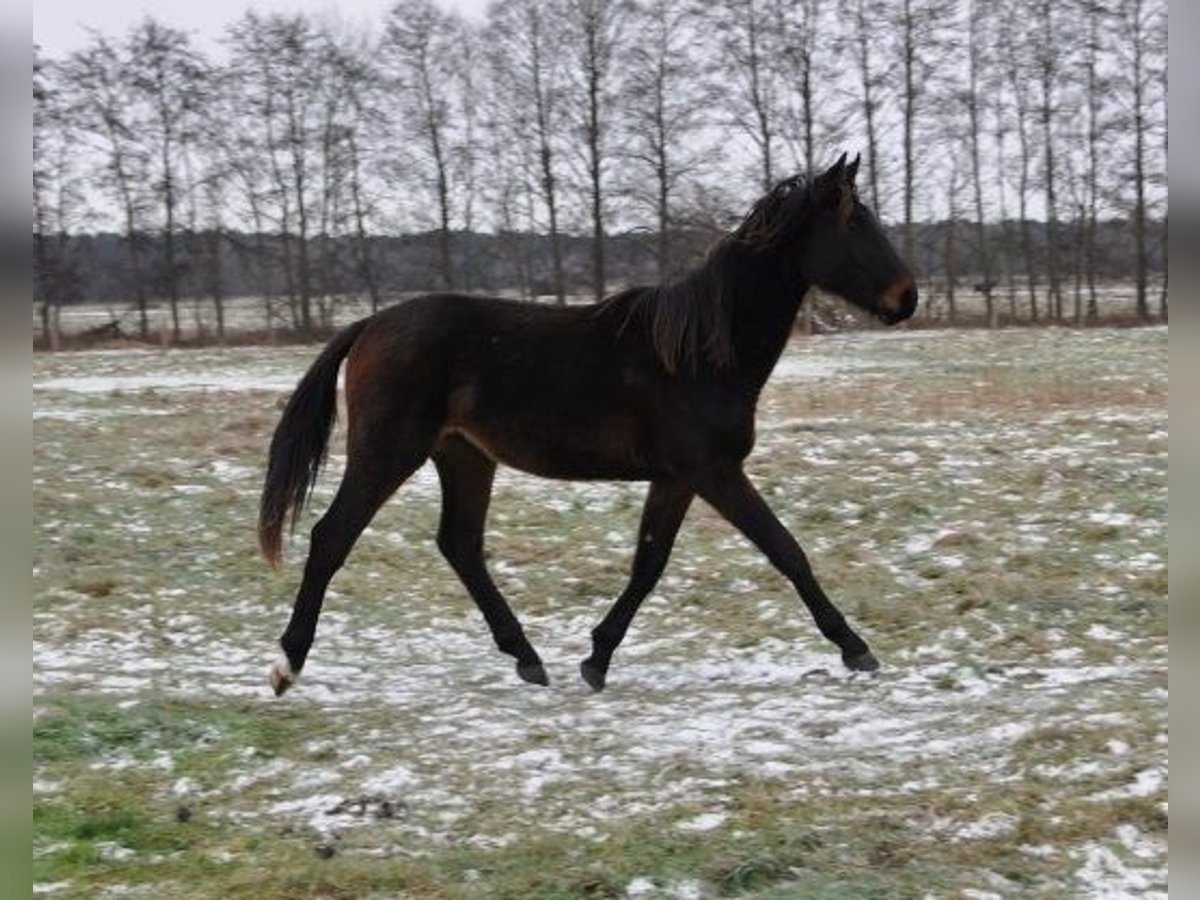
<box><xmin>269</xmin><ymin>656</ymin><xmax>297</xmax><ymax>697</ymax></box>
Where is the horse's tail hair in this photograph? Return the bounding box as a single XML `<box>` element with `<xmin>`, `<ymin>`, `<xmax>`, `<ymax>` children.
<box><xmin>258</xmin><ymin>318</ymin><xmax>369</xmax><ymax>567</ymax></box>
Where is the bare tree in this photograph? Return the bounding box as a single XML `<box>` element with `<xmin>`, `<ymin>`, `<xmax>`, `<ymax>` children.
<box><xmin>382</xmin><ymin>0</ymin><xmax>463</xmax><ymax>291</ymax></box>
<box><xmin>125</xmin><ymin>18</ymin><xmax>208</xmax><ymax>343</ymax></box>
<box><xmin>961</xmin><ymin>0</ymin><xmax>996</xmax><ymax>326</ymax></box>
<box><xmin>191</xmin><ymin>147</ymin><xmax>229</xmax><ymax>342</ymax></box>
<box><xmin>452</xmin><ymin>27</ymin><xmax>485</xmax><ymax>291</ymax></box>
<box><xmin>62</xmin><ymin>32</ymin><xmax>153</xmax><ymax>337</ymax></box>
<box><xmin>708</xmin><ymin>0</ymin><xmax>781</xmax><ymax>192</ymax></box>
<box><xmin>1155</xmin><ymin>6</ymin><xmax>1167</xmax><ymax>319</ymax></box>
<box><xmin>562</xmin><ymin>0</ymin><xmax>630</xmax><ymax>301</ymax></box>
<box><xmin>33</xmin><ymin>48</ymin><xmax>84</xmax><ymax>349</ymax></box>
<box><xmin>837</xmin><ymin>0</ymin><xmax>889</xmax><ymax>216</ymax></box>
<box><xmin>486</xmin><ymin>0</ymin><xmax>569</xmax><ymax>303</ymax></box>
<box><xmin>997</xmin><ymin>0</ymin><xmax>1039</xmax><ymax>320</ymax></box>
<box><xmin>619</xmin><ymin>0</ymin><xmax>711</xmax><ymax>280</ymax></box>
<box><xmin>202</xmin><ymin>55</ymin><xmax>281</xmax><ymax>337</ymax></box>
<box><xmin>774</xmin><ymin>0</ymin><xmax>832</xmax><ymax>178</ymax></box>
<box><xmin>1030</xmin><ymin>0</ymin><xmax>1065</xmax><ymax>320</ymax></box>
<box><xmin>943</xmin><ymin>160</ymin><xmax>962</xmax><ymax>322</ymax></box>
<box><xmin>225</xmin><ymin>12</ymin><xmax>324</xmax><ymax>333</ymax></box>
<box><xmin>328</xmin><ymin>32</ymin><xmax>386</xmax><ymax>313</ymax></box>
<box><xmin>1061</xmin><ymin>150</ymin><xmax>1088</xmax><ymax>325</ymax></box>
<box><xmin>1076</xmin><ymin>0</ymin><xmax>1110</xmax><ymax>322</ymax></box>
<box><xmin>889</xmin><ymin>0</ymin><xmax>955</xmax><ymax>266</ymax></box>
<box><xmin>1111</xmin><ymin>0</ymin><xmax>1166</xmax><ymax>321</ymax></box>
<box><xmin>992</xmin><ymin>123</ymin><xmax>1019</xmax><ymax>321</ymax></box>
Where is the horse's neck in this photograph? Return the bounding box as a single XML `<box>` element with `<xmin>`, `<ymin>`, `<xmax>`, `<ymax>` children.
<box><xmin>729</xmin><ymin>274</ymin><xmax>807</xmax><ymax>392</ymax></box>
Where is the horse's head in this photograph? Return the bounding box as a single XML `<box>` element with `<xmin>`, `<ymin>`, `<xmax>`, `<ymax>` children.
<box><xmin>745</xmin><ymin>155</ymin><xmax>917</xmax><ymax>325</ymax></box>
<box><xmin>800</xmin><ymin>154</ymin><xmax>917</xmax><ymax>324</ymax></box>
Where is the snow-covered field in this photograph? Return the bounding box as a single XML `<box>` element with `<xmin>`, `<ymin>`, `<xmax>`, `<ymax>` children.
<box><xmin>33</xmin><ymin>326</ymin><xmax>1167</xmax><ymax>898</ymax></box>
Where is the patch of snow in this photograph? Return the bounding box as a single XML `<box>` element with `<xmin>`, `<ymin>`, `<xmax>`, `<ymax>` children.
<box><xmin>1020</xmin><ymin>844</ymin><xmax>1059</xmax><ymax>859</ymax></box>
<box><xmin>267</xmin><ymin>793</ymin><xmax>347</xmax><ymax>834</ymax></box>
<box><xmin>665</xmin><ymin>880</ymin><xmax>704</xmax><ymax>900</ymax></box>
<box><xmin>1091</xmin><ymin>767</ymin><xmax>1166</xmax><ymax>801</ymax></box>
<box><xmin>362</xmin><ymin>764</ymin><xmax>420</xmax><ymax>795</ymax></box>
<box><xmin>956</xmin><ymin>812</ymin><xmax>1017</xmax><ymax>841</ymax></box>
<box><xmin>626</xmin><ymin>877</ymin><xmax>657</xmax><ymax>897</ymax></box>
<box><xmin>34</xmin><ymin>372</ymin><xmax>300</xmax><ymax>394</ymax></box>
<box><xmin>1075</xmin><ymin>841</ymin><xmax>1166</xmax><ymax>899</ymax></box>
<box><xmin>94</xmin><ymin>842</ymin><xmax>135</xmax><ymax>861</ymax></box>
<box><xmin>1127</xmin><ymin>552</ymin><xmax>1163</xmax><ymax>571</ymax></box>
<box><xmin>1087</xmin><ymin>511</ymin><xmax>1134</xmax><ymax>528</ymax></box>
<box><xmin>33</xmin><ymin>883</ymin><xmax>72</xmax><ymax>895</ymax></box>
<box><xmin>1086</xmin><ymin>624</ymin><xmax>1123</xmax><ymax>642</ymax></box>
<box><xmin>674</xmin><ymin>811</ymin><xmax>727</xmax><ymax>832</ymax></box>
<box><xmin>1115</xmin><ymin>824</ymin><xmax>1162</xmax><ymax>861</ymax></box>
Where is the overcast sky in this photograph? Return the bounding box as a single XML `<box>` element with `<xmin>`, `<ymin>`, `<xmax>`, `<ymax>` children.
<box><xmin>33</xmin><ymin>0</ymin><xmax>488</xmax><ymax>58</ymax></box>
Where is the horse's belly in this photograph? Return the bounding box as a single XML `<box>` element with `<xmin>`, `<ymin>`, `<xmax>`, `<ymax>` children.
<box><xmin>448</xmin><ymin>420</ymin><xmax>653</xmax><ymax>481</ymax></box>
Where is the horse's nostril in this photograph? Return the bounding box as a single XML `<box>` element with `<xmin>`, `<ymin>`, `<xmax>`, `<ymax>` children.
<box><xmin>902</xmin><ymin>284</ymin><xmax>919</xmax><ymax>311</ymax></box>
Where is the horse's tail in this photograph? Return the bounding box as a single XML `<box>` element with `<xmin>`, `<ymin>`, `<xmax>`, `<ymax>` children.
<box><xmin>258</xmin><ymin>318</ymin><xmax>369</xmax><ymax>567</ymax></box>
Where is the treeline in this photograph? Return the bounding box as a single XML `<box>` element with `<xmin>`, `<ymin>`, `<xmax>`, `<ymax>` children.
<box><xmin>50</xmin><ymin>215</ymin><xmax>1164</xmax><ymax>313</ymax></box>
<box><xmin>34</xmin><ymin>0</ymin><xmax>1167</xmax><ymax>344</ymax></box>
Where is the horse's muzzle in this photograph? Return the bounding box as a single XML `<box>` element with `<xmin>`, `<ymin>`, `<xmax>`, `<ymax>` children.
<box><xmin>880</xmin><ymin>278</ymin><xmax>918</xmax><ymax>324</ymax></box>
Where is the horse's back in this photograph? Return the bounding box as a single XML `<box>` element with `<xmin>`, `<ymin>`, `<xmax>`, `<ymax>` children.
<box><xmin>347</xmin><ymin>292</ymin><xmax>685</xmax><ymax>479</ymax></box>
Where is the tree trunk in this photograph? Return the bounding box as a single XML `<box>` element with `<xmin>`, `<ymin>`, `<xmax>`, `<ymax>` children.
<box><xmin>1131</xmin><ymin>0</ymin><xmax>1150</xmax><ymax>321</ymax></box>
<box><xmin>349</xmin><ymin>134</ymin><xmax>382</xmax><ymax>313</ymax></box>
<box><xmin>901</xmin><ymin>0</ymin><xmax>916</xmax><ymax>265</ymax></box>
<box><xmin>1038</xmin><ymin>0</ymin><xmax>1061</xmax><ymax>321</ymax></box>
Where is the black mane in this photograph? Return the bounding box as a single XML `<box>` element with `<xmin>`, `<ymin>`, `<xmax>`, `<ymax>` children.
<box><xmin>602</xmin><ymin>175</ymin><xmax>816</xmax><ymax>375</ymax></box>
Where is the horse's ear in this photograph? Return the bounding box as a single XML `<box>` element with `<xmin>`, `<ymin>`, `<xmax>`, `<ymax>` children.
<box><xmin>823</xmin><ymin>153</ymin><xmax>848</xmax><ymax>183</ymax></box>
<box><xmin>817</xmin><ymin>154</ymin><xmax>854</xmax><ymax>223</ymax></box>
<box><xmin>847</xmin><ymin>153</ymin><xmax>860</xmax><ymax>183</ymax></box>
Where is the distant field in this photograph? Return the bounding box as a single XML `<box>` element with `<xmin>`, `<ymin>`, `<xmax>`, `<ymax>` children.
<box><xmin>33</xmin><ymin>281</ymin><xmax>1161</xmax><ymax>345</ymax></box>
<box><xmin>34</xmin><ymin>327</ymin><xmax>1167</xmax><ymax>898</ymax></box>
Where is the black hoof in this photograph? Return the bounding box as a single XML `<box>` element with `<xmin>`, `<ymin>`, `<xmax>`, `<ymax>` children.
<box><xmin>516</xmin><ymin>661</ymin><xmax>549</xmax><ymax>686</ymax></box>
<box><xmin>580</xmin><ymin>658</ymin><xmax>607</xmax><ymax>693</ymax></box>
<box><xmin>843</xmin><ymin>650</ymin><xmax>880</xmax><ymax>672</ymax></box>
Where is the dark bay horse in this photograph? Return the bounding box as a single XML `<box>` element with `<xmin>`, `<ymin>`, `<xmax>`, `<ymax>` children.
<box><xmin>260</xmin><ymin>154</ymin><xmax>917</xmax><ymax>696</ymax></box>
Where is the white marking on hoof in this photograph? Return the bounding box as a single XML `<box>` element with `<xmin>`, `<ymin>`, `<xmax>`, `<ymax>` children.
<box><xmin>269</xmin><ymin>656</ymin><xmax>297</xmax><ymax>697</ymax></box>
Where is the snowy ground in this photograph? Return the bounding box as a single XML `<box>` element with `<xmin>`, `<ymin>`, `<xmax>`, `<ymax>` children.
<box><xmin>33</xmin><ymin>326</ymin><xmax>1167</xmax><ymax>898</ymax></box>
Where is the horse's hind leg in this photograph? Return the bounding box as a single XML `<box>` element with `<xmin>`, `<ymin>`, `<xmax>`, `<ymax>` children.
<box><xmin>581</xmin><ymin>480</ymin><xmax>693</xmax><ymax>691</ymax></box>
<box><xmin>432</xmin><ymin>434</ymin><xmax>548</xmax><ymax>686</ymax></box>
<box><xmin>271</xmin><ymin>426</ymin><xmax>433</xmax><ymax>696</ymax></box>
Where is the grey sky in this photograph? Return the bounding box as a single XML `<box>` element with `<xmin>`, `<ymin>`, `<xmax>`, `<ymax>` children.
<box><xmin>34</xmin><ymin>0</ymin><xmax>489</xmax><ymax>58</ymax></box>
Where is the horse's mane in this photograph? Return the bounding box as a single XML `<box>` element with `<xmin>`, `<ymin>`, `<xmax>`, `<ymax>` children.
<box><xmin>600</xmin><ymin>175</ymin><xmax>814</xmax><ymax>375</ymax></box>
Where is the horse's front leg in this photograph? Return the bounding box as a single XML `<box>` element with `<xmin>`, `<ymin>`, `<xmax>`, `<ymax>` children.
<box><xmin>581</xmin><ymin>480</ymin><xmax>694</xmax><ymax>691</ymax></box>
<box><xmin>694</xmin><ymin>466</ymin><xmax>879</xmax><ymax>672</ymax></box>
